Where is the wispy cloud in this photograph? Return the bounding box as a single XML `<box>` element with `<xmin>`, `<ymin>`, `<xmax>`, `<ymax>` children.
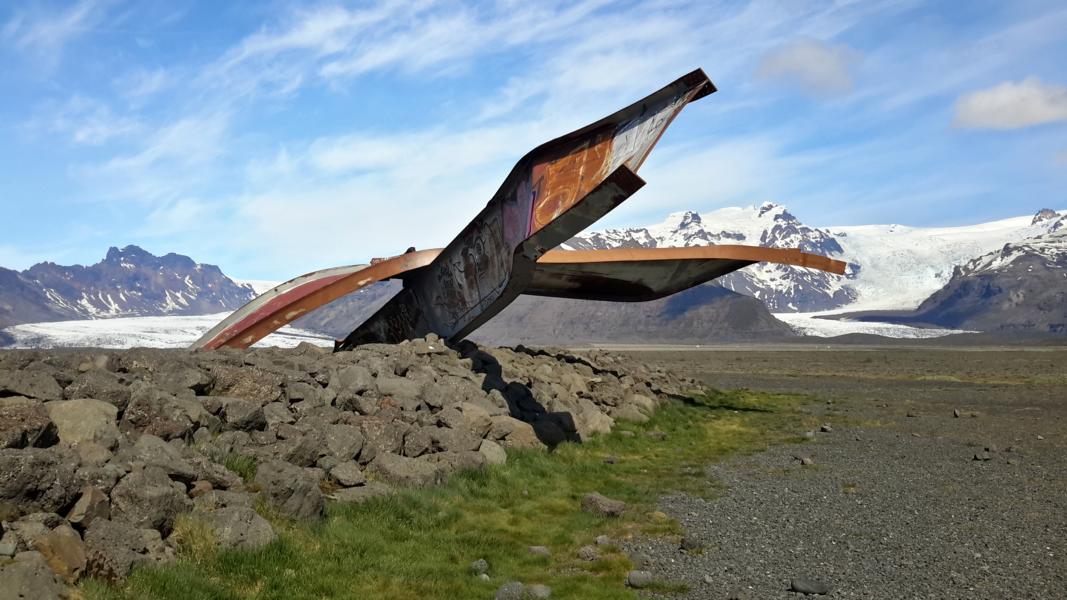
<box><xmin>756</xmin><ymin>38</ymin><xmax>859</xmax><ymax>96</ymax></box>
<box><xmin>2</xmin><ymin>0</ymin><xmax>109</xmax><ymax>68</ymax></box>
<box><xmin>35</xmin><ymin>95</ymin><xmax>141</xmax><ymax>145</ymax></box>
<box><xmin>954</xmin><ymin>77</ymin><xmax>1067</xmax><ymax>129</ymax></box>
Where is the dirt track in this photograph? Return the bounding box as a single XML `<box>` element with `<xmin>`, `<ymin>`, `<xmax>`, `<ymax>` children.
<box><xmin>617</xmin><ymin>347</ymin><xmax>1067</xmax><ymax>599</ymax></box>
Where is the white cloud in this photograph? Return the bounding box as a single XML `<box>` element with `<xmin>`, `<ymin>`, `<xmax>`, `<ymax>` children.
<box><xmin>2</xmin><ymin>0</ymin><xmax>108</xmax><ymax>67</ymax></box>
<box><xmin>114</xmin><ymin>67</ymin><xmax>170</xmax><ymax>101</ymax></box>
<box><xmin>37</xmin><ymin>96</ymin><xmax>141</xmax><ymax>145</ymax></box>
<box><xmin>756</xmin><ymin>37</ymin><xmax>859</xmax><ymax>96</ymax></box>
<box><xmin>953</xmin><ymin>77</ymin><xmax>1067</xmax><ymax>129</ymax></box>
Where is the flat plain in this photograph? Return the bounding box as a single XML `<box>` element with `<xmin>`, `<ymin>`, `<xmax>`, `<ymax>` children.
<box><xmin>616</xmin><ymin>346</ymin><xmax>1067</xmax><ymax>599</ymax></box>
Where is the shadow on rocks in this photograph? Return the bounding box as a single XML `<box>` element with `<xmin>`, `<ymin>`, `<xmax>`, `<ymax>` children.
<box><xmin>454</xmin><ymin>340</ymin><xmax>581</xmax><ymax>449</ymax></box>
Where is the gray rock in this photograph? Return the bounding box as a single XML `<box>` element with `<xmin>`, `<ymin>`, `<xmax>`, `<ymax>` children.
<box><xmin>0</xmin><ymin>448</ymin><xmax>78</xmax><ymax>517</ymax></box>
<box><xmin>254</xmin><ymin>459</ymin><xmax>323</xmax><ymax>519</ymax></box>
<box><xmin>612</xmin><ymin>404</ymin><xmax>649</xmax><ymax>424</ymax></box>
<box><xmin>0</xmin><ymin>397</ymin><xmax>57</xmax><ymax>449</ymax></box>
<box><xmin>84</xmin><ymin>519</ymin><xmax>172</xmax><ymax>582</ymax></box>
<box><xmin>496</xmin><ymin>581</ymin><xmax>525</xmax><ymax>600</ymax></box>
<box><xmin>526</xmin><ymin>583</ymin><xmax>552</xmax><ymax>599</ymax></box>
<box><xmin>324</xmin><ymin>424</ymin><xmax>364</xmax><ymax>460</ymax></box>
<box><xmin>218</xmin><ymin>397</ymin><xmax>267</xmax><ymax>431</ymax></box>
<box><xmin>478</xmin><ymin>439</ymin><xmax>507</xmax><ymax>466</ymax></box>
<box><xmin>122</xmin><ymin>434</ymin><xmax>198</xmax><ymax>483</ymax></box>
<box><xmin>820</xmin><ymin>424</ymin><xmax>833</xmax><ymax>433</ymax></box>
<box><xmin>202</xmin><ymin>507</ymin><xmax>276</xmax><ymax>550</ymax></box>
<box><xmin>330</xmin><ymin>461</ymin><xmax>366</xmax><ymax>487</ymax></box>
<box><xmin>973</xmin><ymin>452</ymin><xmax>992</xmax><ymax>461</ymax></box>
<box><xmin>262</xmin><ymin>402</ymin><xmax>294</xmax><ymax>428</ymax></box>
<box><xmin>0</xmin><ymin>552</ymin><xmax>69</xmax><ymax>599</ymax></box>
<box><xmin>329</xmin><ymin>482</ymin><xmax>393</xmax><ymax>504</ymax></box>
<box><xmin>581</xmin><ymin>492</ymin><xmax>627</xmax><ymax>517</ymax></box>
<box><xmin>208</xmin><ymin>365</ymin><xmax>283</xmax><ymax>404</ymax></box>
<box><xmin>470</xmin><ymin>558</ymin><xmax>489</xmax><ymax>575</ymax></box>
<box><xmin>790</xmin><ymin>578</ymin><xmax>831</xmax><ymax>595</ymax></box>
<box><xmin>66</xmin><ymin>486</ymin><xmax>110</xmax><ymax>530</ymax></box>
<box><xmin>367</xmin><ymin>453</ymin><xmax>441</xmax><ymax>487</ymax></box>
<box><xmin>377</xmin><ymin>375</ymin><xmax>423</xmax><ymax>411</ymax></box>
<box><xmin>402</xmin><ymin>427</ymin><xmax>433</xmax><ymax>458</ymax></box>
<box><xmin>626</xmin><ymin>570</ymin><xmax>654</xmax><ymax>588</ymax></box>
<box><xmin>30</xmin><ymin>523</ymin><xmax>86</xmax><ymax>583</ymax></box>
<box><xmin>357</xmin><ymin>417</ymin><xmax>408</xmax><ymax>464</ymax></box>
<box><xmin>577</xmin><ymin>545</ymin><xmax>599</xmax><ymax>561</ymax></box>
<box><xmin>0</xmin><ymin>370</ymin><xmax>63</xmax><ymax>401</ymax></box>
<box><xmin>458</xmin><ymin>402</ymin><xmax>493</xmax><ymax>437</ymax></box>
<box><xmin>528</xmin><ymin>545</ymin><xmax>551</xmax><ymax>557</ymax></box>
<box><xmin>595</xmin><ymin>535</ymin><xmax>611</xmax><ymax>546</ymax></box>
<box><xmin>121</xmin><ymin>383</ymin><xmax>194</xmax><ymax>440</ymax></box>
<box><xmin>45</xmin><ymin>399</ymin><xmax>120</xmax><ymax>450</ymax></box>
<box><xmin>64</xmin><ymin>370</ymin><xmax>131</xmax><ymax>410</ymax></box>
<box><xmin>109</xmin><ymin>466</ymin><xmax>191</xmax><ymax>535</ymax></box>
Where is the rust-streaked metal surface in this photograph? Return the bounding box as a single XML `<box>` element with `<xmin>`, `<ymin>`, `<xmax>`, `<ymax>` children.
<box><xmin>193</xmin><ymin>245</ymin><xmax>845</xmax><ymax>350</ymax></box>
<box><xmin>194</xmin><ymin>67</ymin><xmax>851</xmax><ymax>351</ymax></box>
<box><xmin>336</xmin><ymin>69</ymin><xmax>715</xmax><ymax>349</ymax></box>
<box><xmin>190</xmin><ymin>249</ymin><xmax>440</xmax><ymax>350</ymax></box>
<box><xmin>529</xmin><ymin>246</ymin><xmax>847</xmax><ymax>302</ymax></box>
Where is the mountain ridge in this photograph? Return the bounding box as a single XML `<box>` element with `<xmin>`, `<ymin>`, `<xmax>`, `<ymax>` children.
<box><xmin>0</xmin><ymin>245</ymin><xmax>255</xmax><ymax>329</ymax></box>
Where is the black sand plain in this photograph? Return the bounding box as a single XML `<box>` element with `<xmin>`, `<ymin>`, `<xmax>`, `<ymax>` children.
<box><xmin>615</xmin><ymin>345</ymin><xmax>1067</xmax><ymax>599</ymax></box>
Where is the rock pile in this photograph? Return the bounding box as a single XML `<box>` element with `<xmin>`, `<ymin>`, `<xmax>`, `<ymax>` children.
<box><xmin>0</xmin><ymin>337</ymin><xmax>690</xmax><ymax>594</ymax></box>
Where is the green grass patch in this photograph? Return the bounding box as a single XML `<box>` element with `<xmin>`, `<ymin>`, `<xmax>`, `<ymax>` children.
<box><xmin>84</xmin><ymin>388</ymin><xmax>814</xmax><ymax>600</ymax></box>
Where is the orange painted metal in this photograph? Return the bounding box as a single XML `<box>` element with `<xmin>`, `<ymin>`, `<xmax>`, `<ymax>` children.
<box><xmin>191</xmin><ymin>249</ymin><xmax>440</xmax><ymax>350</ymax></box>
<box><xmin>194</xmin><ymin>245</ymin><xmax>845</xmax><ymax>349</ymax></box>
<box><xmin>539</xmin><ymin>246</ymin><xmax>847</xmax><ymax>273</ymax></box>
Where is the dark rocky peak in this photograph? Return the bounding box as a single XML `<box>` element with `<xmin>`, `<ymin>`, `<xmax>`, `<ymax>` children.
<box><xmin>1032</xmin><ymin>208</ymin><xmax>1059</xmax><ymax>226</ymax></box>
<box><xmin>104</xmin><ymin>245</ymin><xmax>155</xmax><ymax>264</ymax></box>
<box><xmin>675</xmin><ymin>210</ymin><xmax>702</xmax><ymax>229</ymax></box>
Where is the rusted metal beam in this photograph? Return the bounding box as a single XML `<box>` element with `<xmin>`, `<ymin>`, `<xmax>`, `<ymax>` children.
<box><xmin>192</xmin><ymin>244</ymin><xmax>845</xmax><ymax>350</ymax></box>
<box><xmin>193</xmin><ymin>68</ymin><xmax>852</xmax><ymax>351</ymax></box>
<box><xmin>336</xmin><ymin>69</ymin><xmax>716</xmax><ymax>349</ymax></box>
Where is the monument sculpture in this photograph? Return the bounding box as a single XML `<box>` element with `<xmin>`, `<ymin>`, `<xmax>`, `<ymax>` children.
<box><xmin>192</xmin><ymin>69</ymin><xmax>846</xmax><ymax>351</ymax></box>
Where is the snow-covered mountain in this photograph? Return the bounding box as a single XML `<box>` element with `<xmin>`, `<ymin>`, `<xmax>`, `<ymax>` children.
<box><xmin>565</xmin><ymin>203</ymin><xmax>1067</xmax><ymax>313</ymax></box>
<box><xmin>849</xmin><ymin>212</ymin><xmax>1067</xmax><ymax>333</ymax></box>
<box><xmin>0</xmin><ymin>245</ymin><xmax>256</xmax><ymax>329</ymax></box>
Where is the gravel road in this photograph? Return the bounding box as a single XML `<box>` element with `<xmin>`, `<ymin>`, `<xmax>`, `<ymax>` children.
<box><xmin>620</xmin><ymin>348</ymin><xmax>1067</xmax><ymax>599</ymax></box>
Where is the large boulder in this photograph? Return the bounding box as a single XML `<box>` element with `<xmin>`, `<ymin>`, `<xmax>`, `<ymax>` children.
<box><xmin>202</xmin><ymin>507</ymin><xmax>276</xmax><ymax>550</ymax></box>
<box><xmin>254</xmin><ymin>460</ymin><xmax>323</xmax><ymax>519</ymax></box>
<box><xmin>31</xmin><ymin>523</ymin><xmax>86</xmax><ymax>584</ymax></box>
<box><xmin>109</xmin><ymin>467</ymin><xmax>192</xmax><ymax>536</ymax></box>
<box><xmin>45</xmin><ymin>399</ymin><xmax>120</xmax><ymax>450</ymax></box>
<box><xmin>208</xmin><ymin>365</ymin><xmax>283</xmax><ymax>405</ymax></box>
<box><xmin>63</xmin><ymin>370</ymin><xmax>131</xmax><ymax>410</ymax></box>
<box><xmin>367</xmin><ymin>452</ymin><xmax>441</xmax><ymax>487</ymax></box>
<box><xmin>66</xmin><ymin>486</ymin><xmax>110</xmax><ymax>531</ymax></box>
<box><xmin>488</xmin><ymin>416</ymin><xmax>542</xmax><ymax>449</ymax></box>
<box><xmin>356</xmin><ymin>417</ymin><xmax>409</xmax><ymax>464</ymax></box>
<box><xmin>458</xmin><ymin>402</ymin><xmax>493</xmax><ymax>438</ymax></box>
<box><xmin>121</xmin><ymin>383</ymin><xmax>194</xmax><ymax>440</ymax></box>
<box><xmin>217</xmin><ymin>397</ymin><xmax>267</xmax><ymax>431</ymax></box>
<box><xmin>117</xmin><ymin>434</ymin><xmax>198</xmax><ymax>484</ymax></box>
<box><xmin>0</xmin><ymin>448</ymin><xmax>78</xmax><ymax>517</ymax></box>
<box><xmin>324</xmin><ymin>424</ymin><xmax>364</xmax><ymax>460</ymax></box>
<box><xmin>0</xmin><ymin>397</ymin><xmax>58</xmax><ymax>449</ymax></box>
<box><xmin>0</xmin><ymin>370</ymin><xmax>63</xmax><ymax>401</ymax></box>
<box><xmin>0</xmin><ymin>551</ymin><xmax>69</xmax><ymax>599</ymax></box>
<box><xmin>83</xmin><ymin>519</ymin><xmax>172</xmax><ymax>582</ymax></box>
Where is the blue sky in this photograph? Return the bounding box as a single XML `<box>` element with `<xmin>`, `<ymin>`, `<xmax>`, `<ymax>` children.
<box><xmin>1</xmin><ymin>0</ymin><xmax>1065</xmax><ymax>279</ymax></box>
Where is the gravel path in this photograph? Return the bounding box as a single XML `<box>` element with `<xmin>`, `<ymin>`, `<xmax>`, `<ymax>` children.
<box><xmin>622</xmin><ymin>350</ymin><xmax>1067</xmax><ymax>599</ymax></box>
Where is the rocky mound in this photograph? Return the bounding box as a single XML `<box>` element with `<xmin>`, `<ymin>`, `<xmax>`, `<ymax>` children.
<box><xmin>0</xmin><ymin>340</ymin><xmax>691</xmax><ymax>595</ymax></box>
